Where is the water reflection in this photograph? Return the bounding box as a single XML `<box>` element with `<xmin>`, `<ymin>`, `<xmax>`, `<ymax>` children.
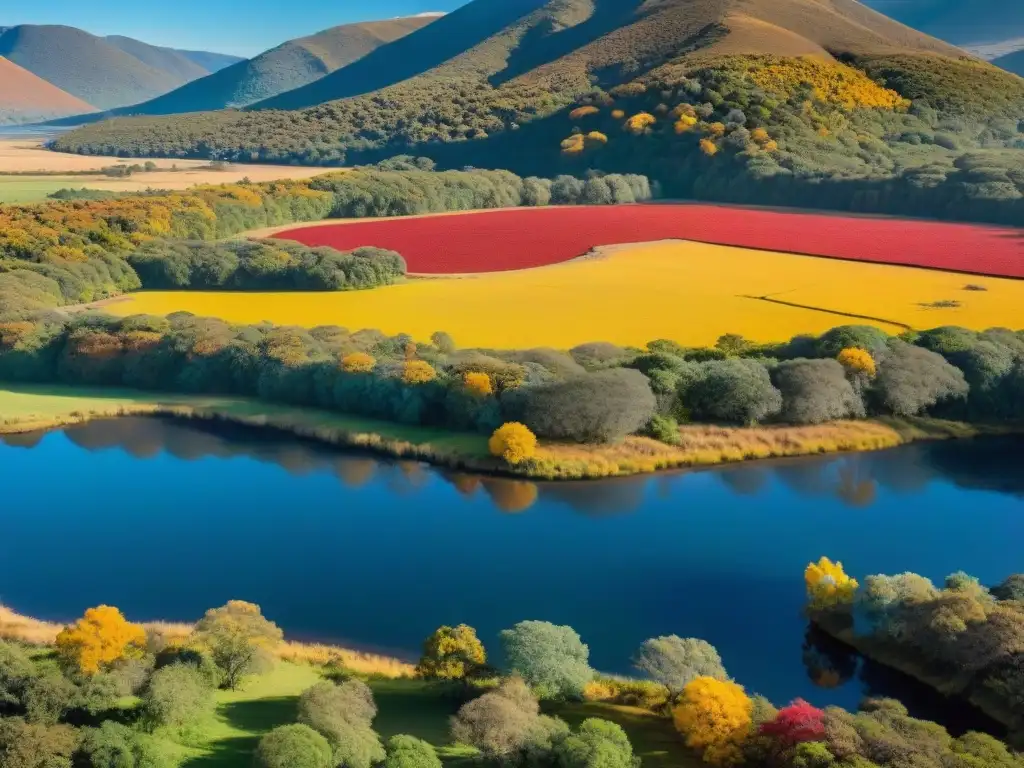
<box><xmin>5</xmin><ymin>419</ymin><xmax>1023</xmax><ymax>515</ymax></box>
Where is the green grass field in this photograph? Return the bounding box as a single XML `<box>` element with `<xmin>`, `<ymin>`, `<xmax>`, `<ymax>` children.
<box><xmin>0</xmin><ymin>177</ymin><xmax>88</xmax><ymax>203</ymax></box>
<box><xmin>162</xmin><ymin>662</ymin><xmax>696</xmax><ymax>768</ymax></box>
<box><xmin>0</xmin><ymin>383</ymin><xmax>488</xmax><ymax>458</ymax></box>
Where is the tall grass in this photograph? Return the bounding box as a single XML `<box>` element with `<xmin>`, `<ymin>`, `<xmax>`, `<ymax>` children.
<box><xmin>0</xmin><ymin>604</ymin><xmax>413</xmax><ymax>678</ymax></box>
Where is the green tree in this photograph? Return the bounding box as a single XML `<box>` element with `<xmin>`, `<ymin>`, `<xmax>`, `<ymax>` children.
<box><xmin>256</xmin><ymin>724</ymin><xmax>333</xmax><ymax>768</ymax></box>
<box><xmin>192</xmin><ymin>601</ymin><xmax>283</xmax><ymax>689</ymax></box>
<box><xmin>555</xmin><ymin>719</ymin><xmax>639</xmax><ymax>768</ymax></box>
<box><xmin>142</xmin><ymin>663</ymin><xmax>214</xmax><ymax>729</ymax></box>
<box><xmin>500</xmin><ymin>622</ymin><xmax>593</xmax><ymax>700</ymax></box>
<box><xmin>633</xmin><ymin>636</ymin><xmax>728</xmax><ymax>700</ymax></box>
<box><xmin>0</xmin><ymin>641</ymin><xmax>36</xmax><ymax>709</ymax></box>
<box><xmin>415</xmin><ymin>625</ymin><xmax>486</xmax><ymax>680</ymax></box>
<box><xmin>0</xmin><ymin>717</ymin><xmax>77</xmax><ymax>768</ymax></box>
<box><xmin>384</xmin><ymin>735</ymin><xmax>442</xmax><ymax>768</ymax></box>
<box><xmin>24</xmin><ymin>670</ymin><xmax>76</xmax><ymax>725</ymax></box>
<box><xmin>76</xmin><ymin>722</ymin><xmax>175</xmax><ymax>768</ymax></box>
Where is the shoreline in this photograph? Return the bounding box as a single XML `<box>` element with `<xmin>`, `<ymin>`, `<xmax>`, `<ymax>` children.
<box><xmin>1</xmin><ymin>384</ymin><xmax>1016</xmax><ymax>481</ymax></box>
<box><xmin>810</xmin><ymin>614</ymin><xmax>1023</xmax><ymax>741</ymax></box>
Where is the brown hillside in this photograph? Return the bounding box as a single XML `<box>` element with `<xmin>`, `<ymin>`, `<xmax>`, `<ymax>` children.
<box><xmin>0</xmin><ymin>56</ymin><xmax>96</xmax><ymax>123</ymax></box>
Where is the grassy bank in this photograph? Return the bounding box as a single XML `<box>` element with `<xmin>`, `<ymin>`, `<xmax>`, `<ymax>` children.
<box><xmin>811</xmin><ymin>614</ymin><xmax>1023</xmax><ymax>741</ymax></box>
<box><xmin>0</xmin><ymin>383</ymin><xmax>1007</xmax><ymax>480</ymax></box>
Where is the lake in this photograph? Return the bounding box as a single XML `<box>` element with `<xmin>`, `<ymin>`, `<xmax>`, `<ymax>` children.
<box><xmin>2</xmin><ymin>417</ymin><xmax>1021</xmax><ymax>724</ymax></box>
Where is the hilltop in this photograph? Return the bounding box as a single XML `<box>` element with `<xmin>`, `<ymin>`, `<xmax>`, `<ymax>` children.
<box><xmin>0</xmin><ymin>56</ymin><xmax>97</xmax><ymax>124</ymax></box>
<box><xmin>0</xmin><ymin>25</ymin><xmax>238</xmax><ymax>109</ymax></box>
<box><xmin>51</xmin><ymin>0</ymin><xmax>1024</xmax><ymax>225</ymax></box>
<box><xmin>92</xmin><ymin>14</ymin><xmax>442</xmax><ymax>117</ymax></box>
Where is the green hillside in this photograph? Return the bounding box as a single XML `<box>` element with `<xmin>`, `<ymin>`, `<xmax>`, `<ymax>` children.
<box><xmin>0</xmin><ymin>25</ymin><xmax>189</xmax><ymax>109</ymax></box>
<box><xmin>102</xmin><ymin>15</ymin><xmax>441</xmax><ymax>116</ymax></box>
<box><xmin>51</xmin><ymin>0</ymin><xmax>1024</xmax><ymax>225</ymax></box>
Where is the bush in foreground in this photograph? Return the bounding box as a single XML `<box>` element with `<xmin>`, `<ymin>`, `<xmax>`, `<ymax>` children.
<box><xmin>76</xmin><ymin>722</ymin><xmax>175</xmax><ymax>768</ymax></box>
<box><xmin>451</xmin><ymin>676</ymin><xmax>541</xmax><ymax>759</ymax></box>
<box><xmin>256</xmin><ymin>724</ymin><xmax>334</xmax><ymax>768</ymax></box>
<box><xmin>384</xmin><ymin>735</ymin><xmax>441</xmax><ymax>768</ymax></box>
<box><xmin>142</xmin><ymin>663</ymin><xmax>214</xmax><ymax>729</ymax></box>
<box><xmin>298</xmin><ymin>680</ymin><xmax>384</xmax><ymax>768</ymax></box>
<box><xmin>673</xmin><ymin>677</ymin><xmax>753</xmax><ymax>766</ymax></box>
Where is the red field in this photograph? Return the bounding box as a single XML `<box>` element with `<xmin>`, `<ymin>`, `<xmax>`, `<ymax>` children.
<box><xmin>272</xmin><ymin>204</ymin><xmax>1024</xmax><ymax>277</ymax></box>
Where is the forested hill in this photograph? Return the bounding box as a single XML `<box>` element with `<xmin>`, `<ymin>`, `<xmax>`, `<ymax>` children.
<box><xmin>85</xmin><ymin>15</ymin><xmax>442</xmax><ymax>118</ymax></box>
<box><xmin>51</xmin><ymin>0</ymin><xmax>1024</xmax><ymax>225</ymax></box>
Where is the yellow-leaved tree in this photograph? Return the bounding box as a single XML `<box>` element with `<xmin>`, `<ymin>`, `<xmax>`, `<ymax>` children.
<box><xmin>341</xmin><ymin>352</ymin><xmax>375</xmax><ymax>374</ymax></box>
<box><xmin>489</xmin><ymin>423</ymin><xmax>537</xmax><ymax>465</ymax></box>
<box><xmin>837</xmin><ymin>347</ymin><xmax>877</xmax><ymax>379</ymax></box>
<box><xmin>561</xmin><ymin>134</ymin><xmax>586</xmax><ymax>154</ymax></box>
<box><xmin>673</xmin><ymin>677</ymin><xmax>752</xmax><ymax>765</ymax></box>
<box><xmin>415</xmin><ymin>624</ymin><xmax>486</xmax><ymax>680</ymax></box>
<box><xmin>700</xmin><ymin>138</ymin><xmax>719</xmax><ymax>157</ymax></box>
<box><xmin>625</xmin><ymin>113</ymin><xmax>656</xmax><ymax>134</ymax></box>
<box><xmin>569</xmin><ymin>105</ymin><xmax>600</xmax><ymax>120</ymax></box>
<box><xmin>805</xmin><ymin>556</ymin><xmax>860</xmax><ymax>610</ymax></box>
<box><xmin>402</xmin><ymin>360</ymin><xmax>437</xmax><ymax>385</ymax></box>
<box><xmin>56</xmin><ymin>605</ymin><xmax>147</xmax><ymax>675</ymax></box>
<box><xmin>464</xmin><ymin>371</ymin><xmax>493</xmax><ymax>397</ymax></box>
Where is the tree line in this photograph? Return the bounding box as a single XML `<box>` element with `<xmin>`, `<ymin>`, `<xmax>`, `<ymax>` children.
<box><xmin>1</xmin><ymin>312</ymin><xmax>1022</xmax><ymax>450</ymax></box>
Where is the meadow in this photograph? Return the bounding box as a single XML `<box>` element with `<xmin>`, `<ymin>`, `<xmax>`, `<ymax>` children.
<box><xmin>271</xmin><ymin>204</ymin><xmax>1024</xmax><ymax>277</ymax></box>
<box><xmin>0</xmin><ymin>139</ymin><xmax>331</xmax><ymax>203</ymax></box>
<box><xmin>107</xmin><ymin>241</ymin><xmax>1024</xmax><ymax>349</ymax></box>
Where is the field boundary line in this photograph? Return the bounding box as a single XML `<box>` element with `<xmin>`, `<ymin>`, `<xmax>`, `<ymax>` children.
<box><xmin>741</xmin><ymin>294</ymin><xmax>913</xmax><ymax>331</ymax></box>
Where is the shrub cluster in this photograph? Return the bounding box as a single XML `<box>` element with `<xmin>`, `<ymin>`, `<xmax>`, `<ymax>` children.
<box><xmin>128</xmin><ymin>239</ymin><xmax>406</xmax><ymax>291</ymax></box>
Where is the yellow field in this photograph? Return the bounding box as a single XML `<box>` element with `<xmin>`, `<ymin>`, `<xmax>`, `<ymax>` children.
<box><xmin>104</xmin><ymin>241</ymin><xmax>1024</xmax><ymax>348</ymax></box>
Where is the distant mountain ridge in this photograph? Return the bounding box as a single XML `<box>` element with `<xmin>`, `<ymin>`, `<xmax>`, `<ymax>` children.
<box><xmin>0</xmin><ymin>24</ymin><xmax>244</xmax><ymax>111</ymax></box>
<box><xmin>101</xmin><ymin>14</ymin><xmax>442</xmax><ymax>117</ymax></box>
<box><xmin>863</xmin><ymin>0</ymin><xmax>1024</xmax><ymax>46</ymax></box>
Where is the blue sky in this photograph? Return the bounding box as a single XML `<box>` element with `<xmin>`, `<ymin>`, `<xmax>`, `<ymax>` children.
<box><xmin>4</xmin><ymin>0</ymin><xmax>467</xmax><ymax>56</ymax></box>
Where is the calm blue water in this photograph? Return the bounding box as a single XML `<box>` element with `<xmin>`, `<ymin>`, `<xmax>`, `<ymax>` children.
<box><xmin>1</xmin><ymin>418</ymin><xmax>1021</xmax><ymax>722</ymax></box>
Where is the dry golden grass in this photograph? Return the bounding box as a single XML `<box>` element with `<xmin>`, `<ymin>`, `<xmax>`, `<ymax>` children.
<box><xmin>0</xmin><ymin>603</ymin><xmax>413</xmax><ymax>677</ymax></box>
<box><xmin>532</xmin><ymin>420</ymin><xmax>925</xmax><ymax>479</ymax></box>
<box><xmin>0</xmin><ymin>139</ymin><xmax>334</xmax><ymax>203</ymax></box>
<box><xmin>107</xmin><ymin>241</ymin><xmax>1024</xmax><ymax>348</ymax></box>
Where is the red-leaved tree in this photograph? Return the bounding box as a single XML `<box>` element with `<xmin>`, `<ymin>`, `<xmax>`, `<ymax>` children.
<box><xmin>759</xmin><ymin>699</ymin><xmax>826</xmax><ymax>745</ymax></box>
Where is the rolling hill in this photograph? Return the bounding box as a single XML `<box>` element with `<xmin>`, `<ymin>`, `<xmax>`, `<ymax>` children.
<box><xmin>101</xmin><ymin>14</ymin><xmax>443</xmax><ymax>116</ymax></box>
<box><xmin>0</xmin><ymin>25</ymin><xmax>238</xmax><ymax>110</ymax></box>
<box><xmin>0</xmin><ymin>56</ymin><xmax>97</xmax><ymax>124</ymax></box>
<box><xmin>52</xmin><ymin>0</ymin><xmax>1024</xmax><ymax>226</ymax></box>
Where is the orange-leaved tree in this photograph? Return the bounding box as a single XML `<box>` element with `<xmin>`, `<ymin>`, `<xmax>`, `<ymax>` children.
<box><xmin>569</xmin><ymin>105</ymin><xmax>600</xmax><ymax>120</ymax></box>
<box><xmin>488</xmin><ymin>423</ymin><xmax>537</xmax><ymax>466</ymax></box>
<box><xmin>464</xmin><ymin>372</ymin><xmax>493</xmax><ymax>397</ymax></box>
<box><xmin>673</xmin><ymin>677</ymin><xmax>752</xmax><ymax>765</ymax></box>
<box><xmin>837</xmin><ymin>347</ymin><xmax>876</xmax><ymax>379</ymax></box>
<box><xmin>341</xmin><ymin>352</ymin><xmax>375</xmax><ymax>374</ymax></box>
<box><xmin>805</xmin><ymin>557</ymin><xmax>859</xmax><ymax>610</ymax></box>
<box><xmin>56</xmin><ymin>605</ymin><xmax>147</xmax><ymax>675</ymax></box>
<box><xmin>700</xmin><ymin>139</ymin><xmax>719</xmax><ymax>157</ymax></box>
<box><xmin>625</xmin><ymin>113</ymin><xmax>656</xmax><ymax>134</ymax></box>
<box><xmin>415</xmin><ymin>624</ymin><xmax>486</xmax><ymax>680</ymax></box>
<box><xmin>402</xmin><ymin>360</ymin><xmax>437</xmax><ymax>385</ymax></box>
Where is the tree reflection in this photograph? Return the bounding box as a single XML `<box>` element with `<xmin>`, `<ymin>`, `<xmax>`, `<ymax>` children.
<box><xmin>718</xmin><ymin>465</ymin><xmax>770</xmax><ymax>496</ymax></box>
<box><xmin>0</xmin><ymin>430</ymin><xmax>45</xmax><ymax>449</ymax></box>
<box><xmin>801</xmin><ymin>623</ymin><xmax>858</xmax><ymax>690</ymax></box>
<box><xmin>539</xmin><ymin>477</ymin><xmax>646</xmax><ymax>516</ymax></box>
<box><xmin>332</xmin><ymin>458</ymin><xmax>377</xmax><ymax>488</ymax></box>
<box><xmin>481</xmin><ymin>478</ymin><xmax>538</xmax><ymax>513</ymax></box>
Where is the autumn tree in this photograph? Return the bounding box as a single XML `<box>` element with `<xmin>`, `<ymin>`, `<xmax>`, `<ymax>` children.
<box><xmin>837</xmin><ymin>347</ymin><xmax>876</xmax><ymax>379</ymax></box>
<box><xmin>759</xmin><ymin>699</ymin><xmax>826</xmax><ymax>745</ymax></box>
<box><xmin>402</xmin><ymin>360</ymin><xmax>437</xmax><ymax>385</ymax></box>
<box><xmin>673</xmin><ymin>677</ymin><xmax>752</xmax><ymax>765</ymax></box>
<box><xmin>55</xmin><ymin>605</ymin><xmax>146</xmax><ymax>676</ymax></box>
<box><xmin>463</xmin><ymin>372</ymin><xmax>493</xmax><ymax>397</ymax></box>
<box><xmin>633</xmin><ymin>636</ymin><xmax>728</xmax><ymax>701</ymax></box>
<box><xmin>700</xmin><ymin>138</ymin><xmax>719</xmax><ymax>156</ymax></box>
<box><xmin>192</xmin><ymin>600</ymin><xmax>283</xmax><ymax>689</ymax></box>
<box><xmin>415</xmin><ymin>624</ymin><xmax>486</xmax><ymax>680</ymax></box>
<box><xmin>342</xmin><ymin>352</ymin><xmax>375</xmax><ymax>374</ymax></box>
<box><xmin>489</xmin><ymin>423</ymin><xmax>537</xmax><ymax>466</ymax></box>
<box><xmin>624</xmin><ymin>113</ymin><xmax>656</xmax><ymax>134</ymax></box>
<box><xmin>805</xmin><ymin>557</ymin><xmax>859</xmax><ymax>611</ymax></box>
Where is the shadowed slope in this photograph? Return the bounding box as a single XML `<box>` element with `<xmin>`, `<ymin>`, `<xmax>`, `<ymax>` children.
<box><xmin>104</xmin><ymin>35</ymin><xmax>211</xmax><ymax>82</ymax></box>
